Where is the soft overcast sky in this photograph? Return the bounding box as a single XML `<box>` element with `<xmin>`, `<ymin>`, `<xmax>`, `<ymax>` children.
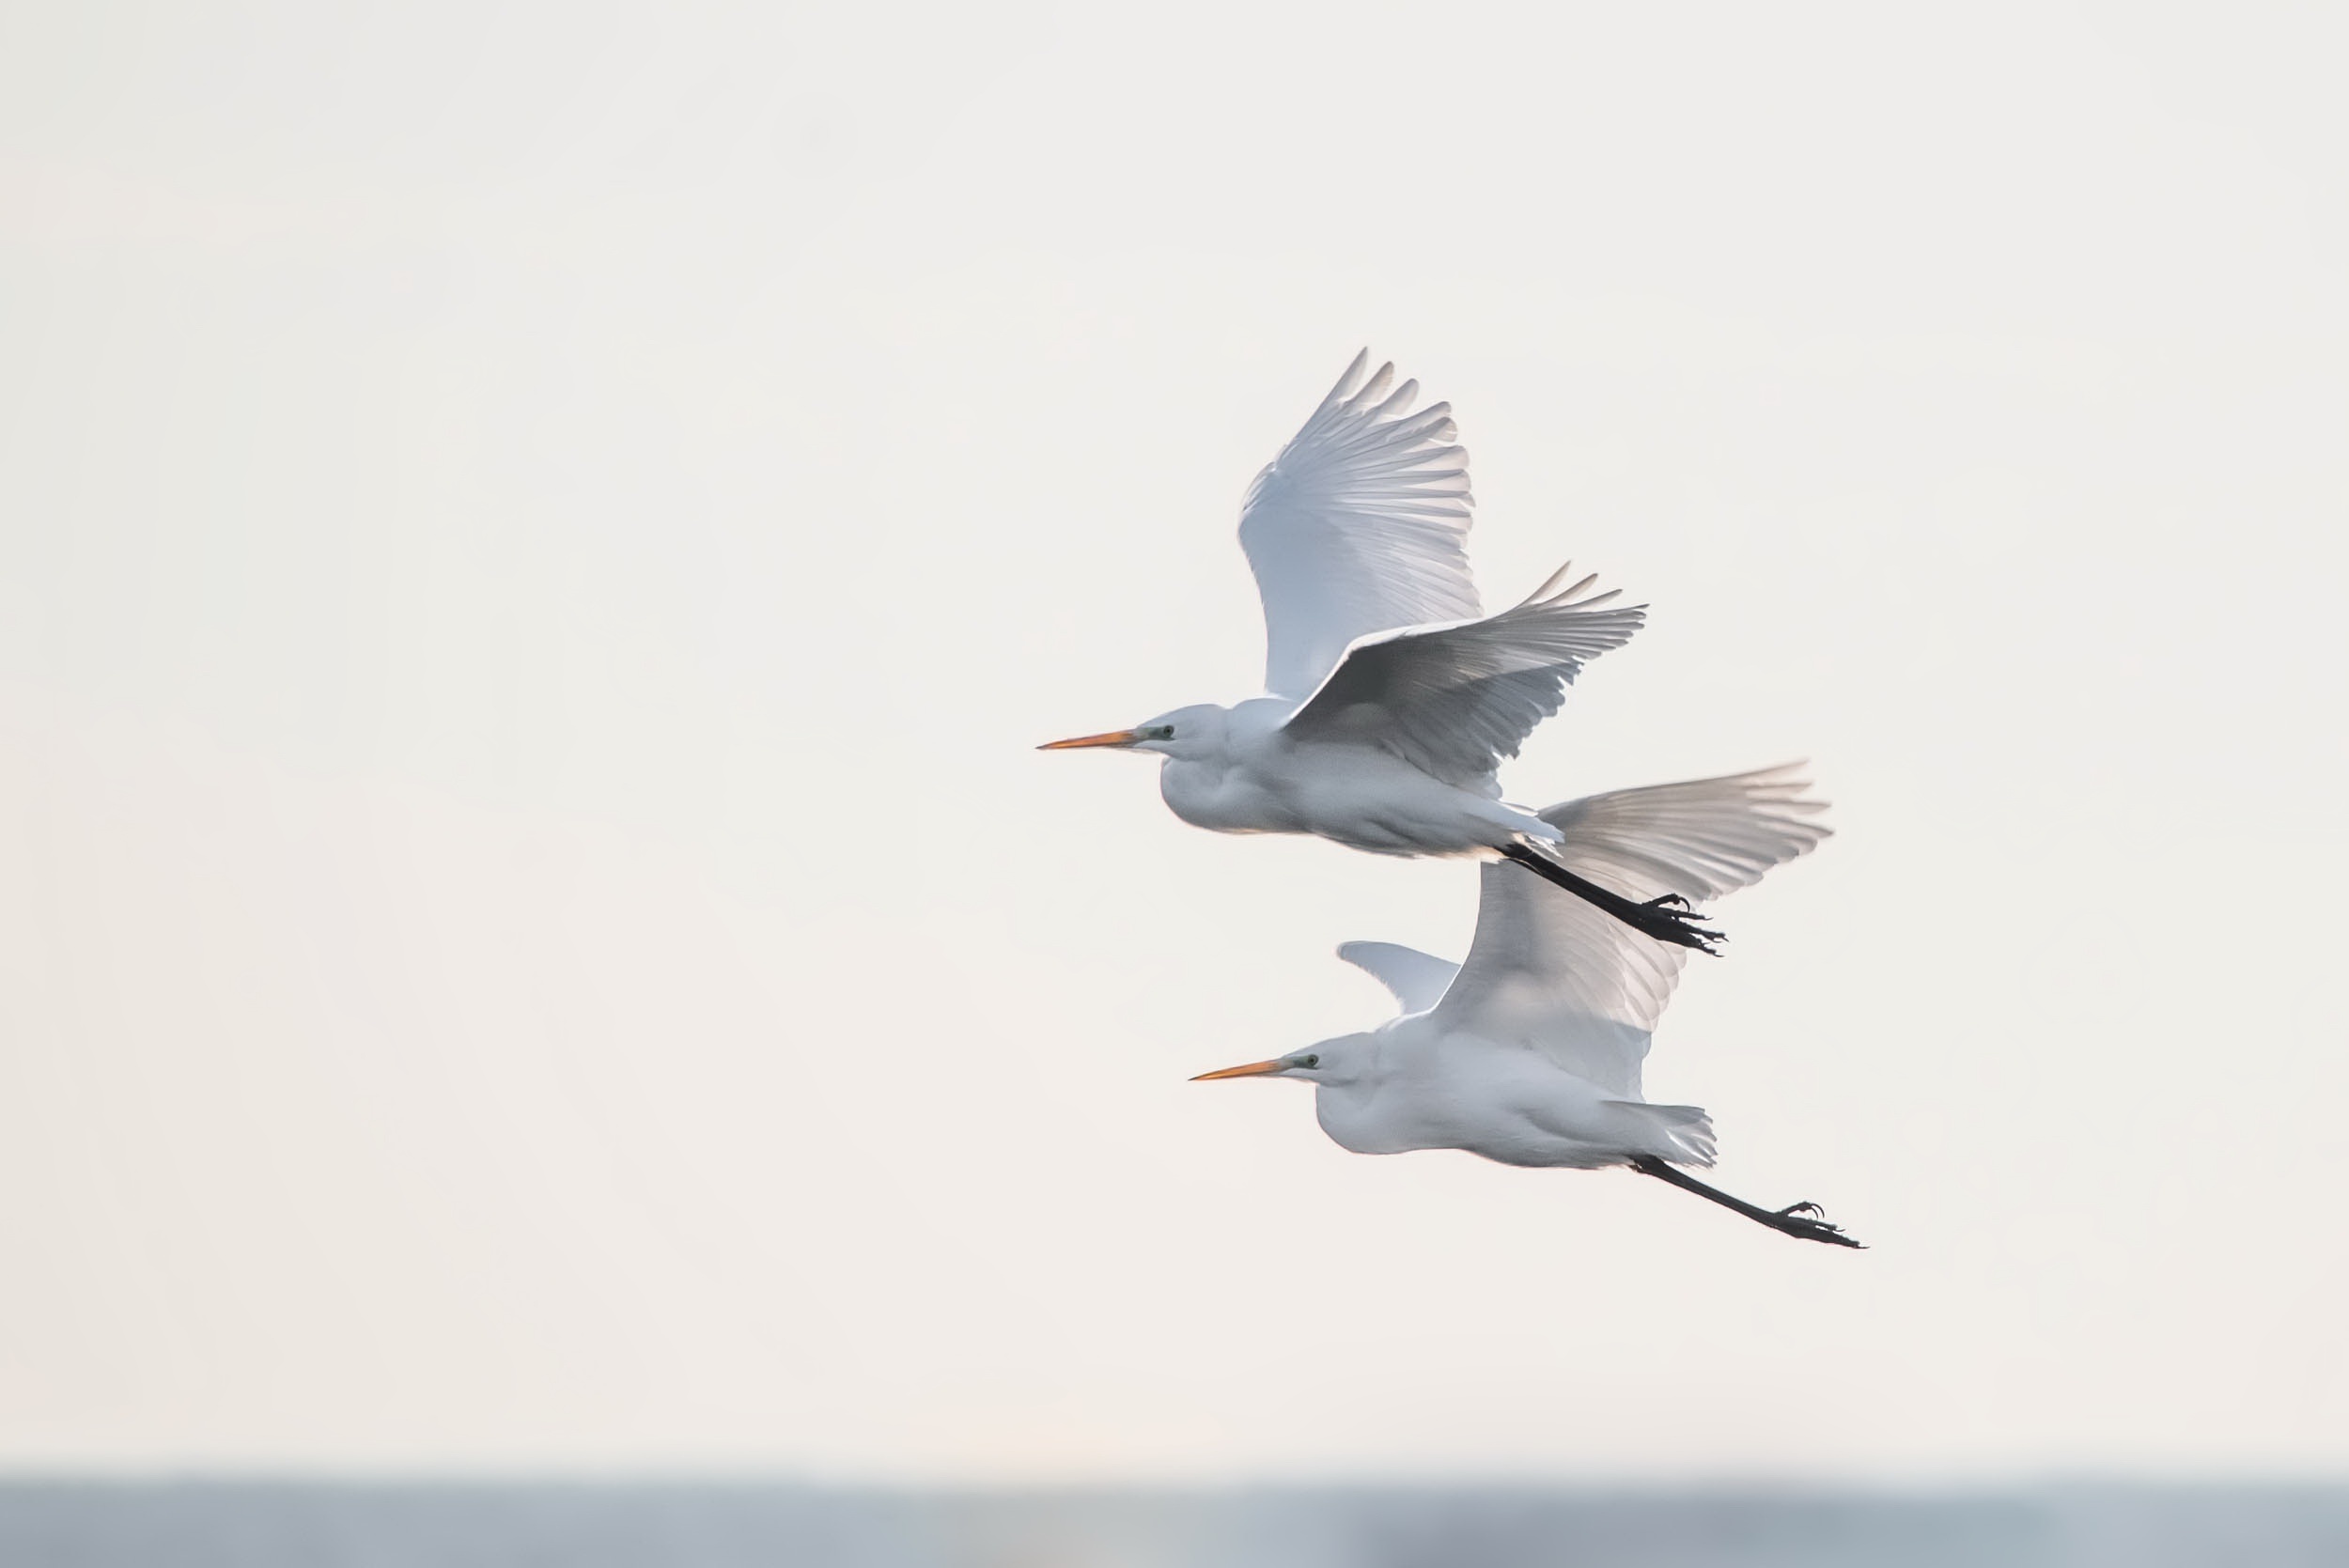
<box><xmin>2</xmin><ymin>1</ymin><xmax>2344</xmax><ymax>1482</ymax></box>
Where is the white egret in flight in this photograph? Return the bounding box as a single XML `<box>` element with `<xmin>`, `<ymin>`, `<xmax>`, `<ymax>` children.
<box><xmin>1042</xmin><ymin>351</ymin><xmax>1720</xmax><ymax>954</ymax></box>
<box><xmin>1191</xmin><ymin>767</ymin><xmax>1859</xmax><ymax>1247</ymax></box>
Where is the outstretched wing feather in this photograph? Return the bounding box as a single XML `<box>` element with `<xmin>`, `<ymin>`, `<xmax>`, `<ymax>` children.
<box><xmin>1335</xmin><ymin>940</ymin><xmax>1464</xmax><ymax>1016</ymax></box>
<box><xmin>1278</xmin><ymin>572</ymin><xmax>1645</xmax><ymax>784</ymax></box>
<box><xmin>1428</xmin><ymin>766</ymin><xmax>1831</xmax><ymax>1095</ymax></box>
<box><xmin>1239</xmin><ymin>351</ymin><xmax>1482</xmax><ymax>699</ymax></box>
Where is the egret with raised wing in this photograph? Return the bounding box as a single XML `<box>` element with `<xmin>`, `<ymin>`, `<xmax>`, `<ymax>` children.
<box><xmin>1041</xmin><ymin>351</ymin><xmax>1721</xmax><ymax>954</ymax></box>
<box><xmin>1190</xmin><ymin>767</ymin><xmax>1859</xmax><ymax>1247</ymax></box>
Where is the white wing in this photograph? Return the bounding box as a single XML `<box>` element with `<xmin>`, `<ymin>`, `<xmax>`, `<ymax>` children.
<box><xmin>1278</xmin><ymin>566</ymin><xmax>1645</xmax><ymax>786</ymax></box>
<box><xmin>1335</xmin><ymin>940</ymin><xmax>1461</xmax><ymax>1016</ymax></box>
<box><xmin>1423</xmin><ymin>766</ymin><xmax>1831</xmax><ymax>1096</ymax></box>
<box><xmin>1239</xmin><ymin>351</ymin><xmax>1482</xmax><ymax>700</ymax></box>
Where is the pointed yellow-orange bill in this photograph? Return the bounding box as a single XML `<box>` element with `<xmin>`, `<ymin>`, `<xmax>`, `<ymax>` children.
<box><xmin>1037</xmin><ymin>729</ymin><xmax>1145</xmax><ymax>751</ymax></box>
<box><xmin>1190</xmin><ymin>1059</ymin><xmax>1286</xmax><ymax>1081</ymax></box>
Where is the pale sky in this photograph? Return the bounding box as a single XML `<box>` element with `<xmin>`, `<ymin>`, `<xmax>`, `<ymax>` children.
<box><xmin>1</xmin><ymin>1</ymin><xmax>2345</xmax><ymax>1483</ymax></box>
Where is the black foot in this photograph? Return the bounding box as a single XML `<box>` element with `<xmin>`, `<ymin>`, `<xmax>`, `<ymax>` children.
<box><xmin>1768</xmin><ymin>1206</ymin><xmax>1862</xmax><ymax>1249</ymax></box>
<box><xmin>1499</xmin><ymin>846</ymin><xmax>1727</xmax><ymax>955</ymax></box>
<box><xmin>1633</xmin><ymin>1157</ymin><xmax>1864</xmax><ymax>1250</ymax></box>
<box><xmin>1618</xmin><ymin>895</ymin><xmax>1725</xmax><ymax>955</ymax></box>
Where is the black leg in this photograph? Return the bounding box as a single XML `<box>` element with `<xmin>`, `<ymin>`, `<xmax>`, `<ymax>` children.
<box><xmin>1631</xmin><ymin>1157</ymin><xmax>1863</xmax><ymax>1249</ymax></box>
<box><xmin>1500</xmin><ymin>845</ymin><xmax>1725</xmax><ymax>955</ymax></box>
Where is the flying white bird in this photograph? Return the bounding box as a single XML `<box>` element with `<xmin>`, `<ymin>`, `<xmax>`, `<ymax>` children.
<box><xmin>1190</xmin><ymin>766</ymin><xmax>1859</xmax><ymax>1247</ymax></box>
<box><xmin>1042</xmin><ymin>351</ymin><xmax>1721</xmax><ymax>953</ymax></box>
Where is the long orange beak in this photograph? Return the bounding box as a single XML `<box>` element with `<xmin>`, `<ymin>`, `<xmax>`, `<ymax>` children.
<box><xmin>1037</xmin><ymin>728</ymin><xmax>1145</xmax><ymax>751</ymax></box>
<box><xmin>1190</xmin><ymin>1058</ymin><xmax>1287</xmax><ymax>1081</ymax></box>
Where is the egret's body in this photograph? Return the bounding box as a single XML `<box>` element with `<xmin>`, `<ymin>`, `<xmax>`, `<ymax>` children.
<box><xmin>1149</xmin><ymin>701</ymin><xmax>1535</xmax><ymax>854</ymax></box>
<box><xmin>1194</xmin><ymin>767</ymin><xmax>1859</xmax><ymax>1247</ymax></box>
<box><xmin>1044</xmin><ymin>352</ymin><xmax>1718</xmax><ymax>951</ymax></box>
<box><xmin>1306</xmin><ymin>1030</ymin><xmax>1698</xmax><ymax>1168</ymax></box>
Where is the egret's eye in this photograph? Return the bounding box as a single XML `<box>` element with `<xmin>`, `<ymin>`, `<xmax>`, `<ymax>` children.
<box><xmin>1299</xmin><ymin>1054</ymin><xmax>1320</xmax><ymax>1069</ymax></box>
<box><xmin>1148</xmin><ymin>725</ymin><xmax>1175</xmax><ymax>740</ymax></box>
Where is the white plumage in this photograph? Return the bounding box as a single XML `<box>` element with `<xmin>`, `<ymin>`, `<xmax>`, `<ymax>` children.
<box><xmin>1238</xmin><ymin>352</ymin><xmax>1483</xmax><ymax>699</ymax></box>
<box><xmin>1192</xmin><ymin>767</ymin><xmax>1859</xmax><ymax>1248</ymax></box>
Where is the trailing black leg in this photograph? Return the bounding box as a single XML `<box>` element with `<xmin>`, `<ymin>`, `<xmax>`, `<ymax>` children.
<box><xmin>1500</xmin><ymin>845</ymin><xmax>1725</xmax><ymax>955</ymax></box>
<box><xmin>1631</xmin><ymin>1157</ymin><xmax>1862</xmax><ymax>1249</ymax></box>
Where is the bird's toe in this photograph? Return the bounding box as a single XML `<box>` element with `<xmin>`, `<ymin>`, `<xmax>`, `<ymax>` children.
<box><xmin>1775</xmin><ymin>1212</ymin><xmax>1863</xmax><ymax>1249</ymax></box>
<box><xmin>1632</xmin><ymin>903</ymin><xmax>1724</xmax><ymax>954</ymax></box>
<box><xmin>1669</xmin><ymin>921</ymin><xmax>1727</xmax><ymax>956</ymax></box>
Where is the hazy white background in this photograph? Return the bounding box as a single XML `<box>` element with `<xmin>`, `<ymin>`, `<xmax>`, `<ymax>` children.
<box><xmin>2</xmin><ymin>0</ymin><xmax>2344</xmax><ymax>1482</ymax></box>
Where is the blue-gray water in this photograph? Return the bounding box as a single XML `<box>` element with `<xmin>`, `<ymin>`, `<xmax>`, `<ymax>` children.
<box><xmin>2</xmin><ymin>1483</ymin><xmax>2346</xmax><ymax>1567</ymax></box>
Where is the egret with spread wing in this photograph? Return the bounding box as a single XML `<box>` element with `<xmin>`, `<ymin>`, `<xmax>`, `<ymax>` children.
<box><xmin>1041</xmin><ymin>351</ymin><xmax>1719</xmax><ymax>954</ymax></box>
<box><xmin>1191</xmin><ymin>767</ymin><xmax>1860</xmax><ymax>1248</ymax></box>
